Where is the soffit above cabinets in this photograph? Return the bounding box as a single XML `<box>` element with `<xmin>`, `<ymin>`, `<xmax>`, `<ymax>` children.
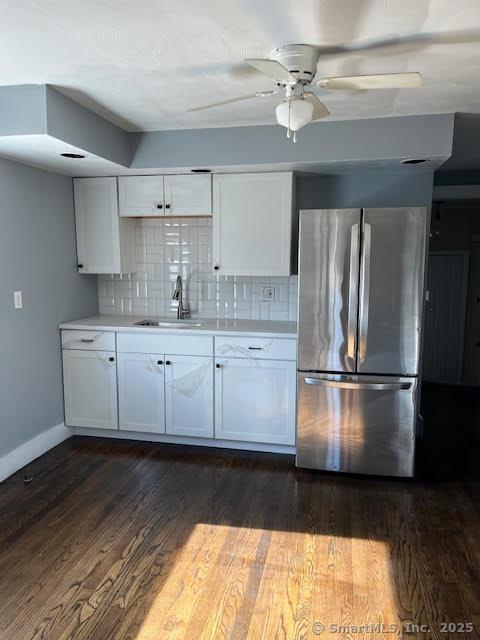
<box><xmin>0</xmin><ymin>86</ymin><xmax>455</xmax><ymax>176</ymax></box>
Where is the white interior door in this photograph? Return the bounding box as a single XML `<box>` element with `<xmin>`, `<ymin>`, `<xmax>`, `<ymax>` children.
<box><xmin>63</xmin><ymin>349</ymin><xmax>118</xmax><ymax>429</ymax></box>
<box><xmin>74</xmin><ymin>177</ymin><xmax>121</xmax><ymax>273</ymax></box>
<box><xmin>214</xmin><ymin>358</ymin><xmax>296</xmax><ymax>445</ymax></box>
<box><xmin>164</xmin><ymin>174</ymin><xmax>212</xmax><ymax>216</ymax></box>
<box><xmin>423</xmin><ymin>251</ymin><xmax>469</xmax><ymax>383</ymax></box>
<box><xmin>165</xmin><ymin>356</ymin><xmax>213</xmax><ymax>437</ymax></box>
<box><xmin>117</xmin><ymin>353</ymin><xmax>166</xmax><ymax>433</ymax></box>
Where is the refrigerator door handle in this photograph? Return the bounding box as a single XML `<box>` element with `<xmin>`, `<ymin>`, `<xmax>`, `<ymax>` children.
<box><xmin>303</xmin><ymin>377</ymin><xmax>412</xmax><ymax>391</ymax></box>
<box><xmin>358</xmin><ymin>221</ymin><xmax>372</xmax><ymax>361</ymax></box>
<box><xmin>347</xmin><ymin>223</ymin><xmax>360</xmax><ymax>360</ymax></box>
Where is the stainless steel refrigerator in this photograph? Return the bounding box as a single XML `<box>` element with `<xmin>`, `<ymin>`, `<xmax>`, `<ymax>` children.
<box><xmin>296</xmin><ymin>208</ymin><xmax>427</xmax><ymax>477</ymax></box>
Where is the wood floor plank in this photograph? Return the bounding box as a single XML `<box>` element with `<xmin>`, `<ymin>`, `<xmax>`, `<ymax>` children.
<box><xmin>0</xmin><ymin>437</ymin><xmax>478</xmax><ymax>640</ymax></box>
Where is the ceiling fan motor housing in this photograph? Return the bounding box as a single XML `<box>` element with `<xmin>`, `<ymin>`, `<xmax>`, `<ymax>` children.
<box><xmin>270</xmin><ymin>44</ymin><xmax>319</xmax><ymax>84</ymax></box>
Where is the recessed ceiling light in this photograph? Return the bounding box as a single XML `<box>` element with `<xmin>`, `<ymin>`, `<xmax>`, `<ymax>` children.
<box><xmin>402</xmin><ymin>158</ymin><xmax>428</xmax><ymax>165</ymax></box>
<box><xmin>191</xmin><ymin>168</ymin><xmax>211</xmax><ymax>173</ymax></box>
<box><xmin>61</xmin><ymin>153</ymin><xmax>85</xmax><ymax>159</ymax></box>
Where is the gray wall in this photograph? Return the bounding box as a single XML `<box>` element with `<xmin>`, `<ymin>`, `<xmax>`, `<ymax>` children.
<box><xmin>0</xmin><ymin>157</ymin><xmax>97</xmax><ymax>457</ymax></box>
<box><xmin>296</xmin><ymin>171</ymin><xmax>434</xmax><ymax>209</ymax></box>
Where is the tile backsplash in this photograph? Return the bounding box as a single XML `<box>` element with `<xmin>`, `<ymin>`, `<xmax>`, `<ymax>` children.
<box><xmin>98</xmin><ymin>217</ymin><xmax>298</xmax><ymax>321</ymax></box>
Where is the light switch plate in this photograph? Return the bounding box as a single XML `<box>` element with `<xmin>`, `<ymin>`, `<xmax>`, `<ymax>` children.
<box><xmin>14</xmin><ymin>291</ymin><xmax>23</xmax><ymax>309</ymax></box>
<box><xmin>261</xmin><ymin>286</ymin><xmax>275</xmax><ymax>301</ymax></box>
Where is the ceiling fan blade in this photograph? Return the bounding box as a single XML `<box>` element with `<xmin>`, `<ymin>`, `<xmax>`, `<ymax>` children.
<box><xmin>244</xmin><ymin>58</ymin><xmax>297</xmax><ymax>83</ymax></box>
<box><xmin>303</xmin><ymin>93</ymin><xmax>330</xmax><ymax>120</ymax></box>
<box><xmin>317</xmin><ymin>72</ymin><xmax>422</xmax><ymax>90</ymax></box>
<box><xmin>187</xmin><ymin>90</ymin><xmax>278</xmax><ymax>112</ymax></box>
<box><xmin>315</xmin><ymin>28</ymin><xmax>480</xmax><ymax>57</ymax></box>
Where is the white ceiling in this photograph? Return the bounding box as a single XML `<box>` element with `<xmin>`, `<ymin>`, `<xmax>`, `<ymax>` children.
<box><xmin>1</xmin><ymin>0</ymin><xmax>480</xmax><ymax>132</ymax></box>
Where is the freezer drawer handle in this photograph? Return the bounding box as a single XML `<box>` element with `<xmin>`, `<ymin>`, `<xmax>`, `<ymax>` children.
<box><xmin>303</xmin><ymin>377</ymin><xmax>411</xmax><ymax>391</ymax></box>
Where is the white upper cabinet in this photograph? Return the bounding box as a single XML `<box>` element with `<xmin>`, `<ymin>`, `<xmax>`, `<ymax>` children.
<box><xmin>164</xmin><ymin>174</ymin><xmax>212</xmax><ymax>216</ymax></box>
<box><xmin>118</xmin><ymin>174</ymin><xmax>212</xmax><ymax>217</ymax></box>
<box><xmin>74</xmin><ymin>177</ymin><xmax>135</xmax><ymax>274</ymax></box>
<box><xmin>212</xmin><ymin>172</ymin><xmax>294</xmax><ymax>276</ymax></box>
<box><xmin>118</xmin><ymin>175</ymin><xmax>165</xmax><ymax>216</ymax></box>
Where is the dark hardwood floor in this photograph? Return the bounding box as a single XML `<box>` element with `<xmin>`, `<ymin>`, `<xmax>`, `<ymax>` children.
<box><xmin>0</xmin><ymin>436</ymin><xmax>478</xmax><ymax>640</ymax></box>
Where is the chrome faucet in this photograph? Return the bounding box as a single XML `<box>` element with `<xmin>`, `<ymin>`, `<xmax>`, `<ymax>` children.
<box><xmin>172</xmin><ymin>275</ymin><xmax>190</xmax><ymax>319</ymax></box>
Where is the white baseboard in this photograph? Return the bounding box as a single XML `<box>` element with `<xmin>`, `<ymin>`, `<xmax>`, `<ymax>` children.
<box><xmin>73</xmin><ymin>427</ymin><xmax>296</xmax><ymax>455</ymax></box>
<box><xmin>0</xmin><ymin>423</ymin><xmax>72</xmax><ymax>484</ymax></box>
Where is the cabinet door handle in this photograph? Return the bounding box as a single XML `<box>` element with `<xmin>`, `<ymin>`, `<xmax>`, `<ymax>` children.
<box><xmin>157</xmin><ymin>360</ymin><xmax>163</xmax><ymax>365</ymax></box>
<box><xmin>215</xmin><ymin>363</ymin><xmax>221</xmax><ymax>368</ymax></box>
<box><xmin>165</xmin><ymin>360</ymin><xmax>171</xmax><ymax>365</ymax></box>
<box><xmin>77</xmin><ymin>263</ymin><xmax>84</xmax><ymax>269</ymax></box>
<box><xmin>165</xmin><ymin>203</ymin><xmax>171</xmax><ymax>210</ymax></box>
<box><xmin>109</xmin><ymin>357</ymin><xmax>115</xmax><ymax>362</ymax></box>
<box><xmin>156</xmin><ymin>203</ymin><xmax>163</xmax><ymax>209</ymax></box>
<box><xmin>214</xmin><ymin>265</ymin><xmax>219</xmax><ymax>271</ymax></box>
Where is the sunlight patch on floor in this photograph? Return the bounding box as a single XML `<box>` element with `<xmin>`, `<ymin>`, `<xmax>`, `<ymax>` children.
<box><xmin>134</xmin><ymin>522</ymin><xmax>400</xmax><ymax>640</ymax></box>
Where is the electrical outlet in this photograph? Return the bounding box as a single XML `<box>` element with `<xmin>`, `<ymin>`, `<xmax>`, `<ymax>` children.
<box><xmin>14</xmin><ymin>290</ymin><xmax>23</xmax><ymax>309</ymax></box>
<box><xmin>261</xmin><ymin>286</ymin><xmax>275</xmax><ymax>301</ymax></box>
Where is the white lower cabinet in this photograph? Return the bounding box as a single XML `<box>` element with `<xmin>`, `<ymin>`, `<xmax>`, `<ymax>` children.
<box><xmin>165</xmin><ymin>356</ymin><xmax>214</xmax><ymax>438</ymax></box>
<box><xmin>62</xmin><ymin>330</ymin><xmax>296</xmax><ymax>448</ymax></box>
<box><xmin>214</xmin><ymin>357</ymin><xmax>296</xmax><ymax>445</ymax></box>
<box><xmin>117</xmin><ymin>353</ymin><xmax>165</xmax><ymax>433</ymax></box>
<box><xmin>63</xmin><ymin>349</ymin><xmax>118</xmax><ymax>430</ymax></box>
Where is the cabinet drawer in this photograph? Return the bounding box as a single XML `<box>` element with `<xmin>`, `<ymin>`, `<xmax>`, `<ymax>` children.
<box><xmin>61</xmin><ymin>330</ymin><xmax>115</xmax><ymax>351</ymax></box>
<box><xmin>117</xmin><ymin>332</ymin><xmax>213</xmax><ymax>356</ymax></box>
<box><xmin>214</xmin><ymin>336</ymin><xmax>296</xmax><ymax>361</ymax></box>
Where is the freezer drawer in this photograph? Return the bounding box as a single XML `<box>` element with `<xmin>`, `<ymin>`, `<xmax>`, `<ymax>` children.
<box><xmin>296</xmin><ymin>373</ymin><xmax>417</xmax><ymax>477</ymax></box>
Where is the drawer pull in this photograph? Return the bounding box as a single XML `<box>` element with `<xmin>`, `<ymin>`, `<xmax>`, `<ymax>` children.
<box><xmin>80</xmin><ymin>338</ymin><xmax>95</xmax><ymax>343</ymax></box>
<box><xmin>109</xmin><ymin>357</ymin><xmax>115</xmax><ymax>362</ymax></box>
<box><xmin>248</xmin><ymin>346</ymin><xmax>262</xmax><ymax>350</ymax></box>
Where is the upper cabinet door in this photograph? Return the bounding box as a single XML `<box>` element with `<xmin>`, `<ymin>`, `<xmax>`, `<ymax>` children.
<box><xmin>358</xmin><ymin>208</ymin><xmax>427</xmax><ymax>376</ymax></box>
<box><xmin>212</xmin><ymin>172</ymin><xmax>293</xmax><ymax>276</ymax></box>
<box><xmin>164</xmin><ymin>174</ymin><xmax>212</xmax><ymax>216</ymax></box>
<box><xmin>74</xmin><ymin>177</ymin><xmax>121</xmax><ymax>274</ymax></box>
<box><xmin>118</xmin><ymin>175</ymin><xmax>165</xmax><ymax>216</ymax></box>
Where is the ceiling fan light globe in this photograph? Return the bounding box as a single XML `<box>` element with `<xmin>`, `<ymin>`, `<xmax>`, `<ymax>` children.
<box><xmin>275</xmin><ymin>97</ymin><xmax>314</xmax><ymax>132</ymax></box>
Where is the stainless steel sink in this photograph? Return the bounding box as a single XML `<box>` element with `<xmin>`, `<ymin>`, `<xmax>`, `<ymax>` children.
<box><xmin>134</xmin><ymin>320</ymin><xmax>203</xmax><ymax>328</ymax></box>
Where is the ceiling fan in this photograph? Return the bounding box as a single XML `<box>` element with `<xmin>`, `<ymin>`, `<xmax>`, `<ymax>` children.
<box><xmin>187</xmin><ymin>29</ymin><xmax>480</xmax><ymax>142</ymax></box>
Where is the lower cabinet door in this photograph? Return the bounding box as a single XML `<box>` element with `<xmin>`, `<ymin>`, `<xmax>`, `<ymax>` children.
<box><xmin>215</xmin><ymin>358</ymin><xmax>296</xmax><ymax>445</ymax></box>
<box><xmin>117</xmin><ymin>353</ymin><xmax>166</xmax><ymax>433</ymax></box>
<box><xmin>63</xmin><ymin>349</ymin><xmax>118</xmax><ymax>429</ymax></box>
<box><xmin>165</xmin><ymin>355</ymin><xmax>214</xmax><ymax>437</ymax></box>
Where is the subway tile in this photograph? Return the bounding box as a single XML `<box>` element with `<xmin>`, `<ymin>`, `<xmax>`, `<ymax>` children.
<box><xmin>135</xmin><ymin>245</ymin><xmax>147</xmax><ymax>263</ymax></box>
<box><xmin>277</xmin><ymin>284</ymin><xmax>290</xmax><ymax>303</ymax></box>
<box><xmin>289</xmin><ymin>302</ymin><xmax>298</xmax><ymax>321</ymax></box>
<box><xmin>97</xmin><ymin>218</ymin><xmax>298</xmax><ymax>322</ymax></box>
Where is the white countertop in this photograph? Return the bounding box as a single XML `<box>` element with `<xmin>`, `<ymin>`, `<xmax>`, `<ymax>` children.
<box><xmin>59</xmin><ymin>315</ymin><xmax>297</xmax><ymax>339</ymax></box>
